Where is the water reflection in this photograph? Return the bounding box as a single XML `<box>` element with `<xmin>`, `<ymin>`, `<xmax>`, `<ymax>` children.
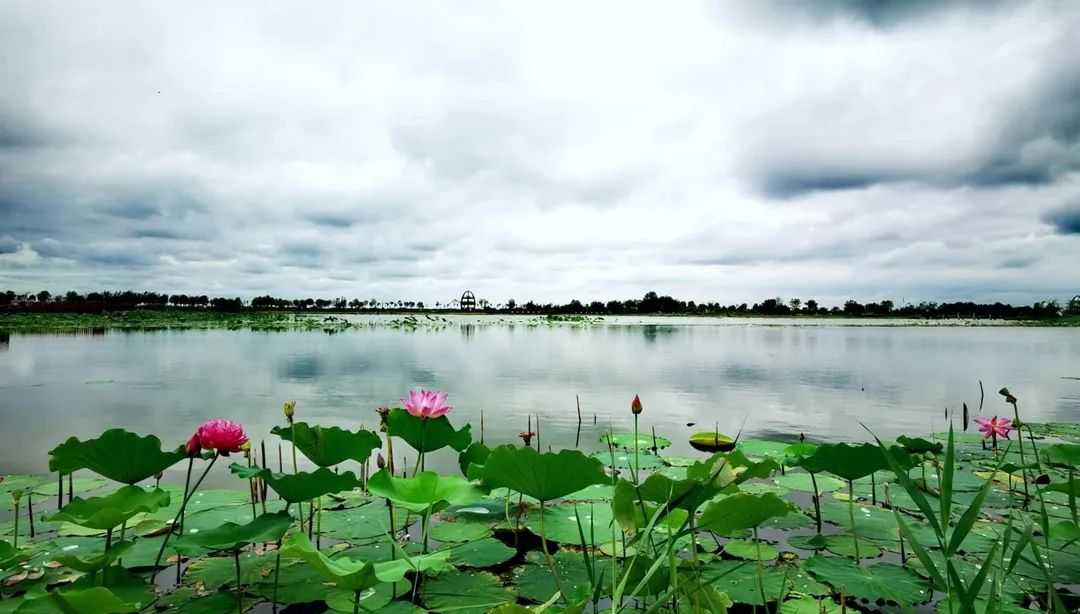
<box><xmin>0</xmin><ymin>318</ymin><xmax>1078</xmax><ymax>479</ymax></box>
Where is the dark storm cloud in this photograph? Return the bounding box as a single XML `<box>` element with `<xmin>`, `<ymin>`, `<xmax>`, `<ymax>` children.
<box><xmin>1044</xmin><ymin>204</ymin><xmax>1080</xmax><ymax>235</ymax></box>
<box><xmin>755</xmin><ymin>0</ymin><xmax>1005</xmax><ymax>27</ymax></box>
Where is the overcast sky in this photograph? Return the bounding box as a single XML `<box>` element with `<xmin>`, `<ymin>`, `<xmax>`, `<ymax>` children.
<box><xmin>1</xmin><ymin>1</ymin><xmax>1078</xmax><ymax>306</ymax></box>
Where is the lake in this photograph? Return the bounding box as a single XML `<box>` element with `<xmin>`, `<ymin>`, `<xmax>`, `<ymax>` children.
<box><xmin>1</xmin><ymin>315</ymin><xmax>1078</xmax><ymax>482</ymax></box>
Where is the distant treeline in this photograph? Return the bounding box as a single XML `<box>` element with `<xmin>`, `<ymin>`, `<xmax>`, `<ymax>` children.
<box><xmin>2</xmin><ymin>289</ymin><xmax>1077</xmax><ymax>319</ymax></box>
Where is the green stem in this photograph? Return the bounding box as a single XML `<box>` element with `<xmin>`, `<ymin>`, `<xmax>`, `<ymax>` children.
<box><xmin>153</xmin><ymin>454</ymin><xmax>218</xmax><ymax>568</ymax></box>
<box><xmin>11</xmin><ymin>498</ymin><xmax>18</xmax><ymax>550</ymax></box>
<box><xmin>810</xmin><ymin>472</ymin><xmax>822</xmax><ymax>534</ymax></box>
<box><xmin>291</xmin><ymin>421</ymin><xmax>303</xmax><ymax>532</ymax></box>
<box><xmin>754</xmin><ymin>528</ymin><xmax>769</xmax><ymax>614</ymax></box>
<box><xmin>1070</xmin><ymin>467</ymin><xmax>1077</xmax><ymax>525</ymax></box>
<box><xmin>633</xmin><ymin>414</ymin><xmax>640</xmax><ymax>480</ymax></box>
<box><xmin>234</xmin><ymin>549</ymin><xmax>243</xmax><ymax>614</ymax></box>
<box><xmin>179</xmin><ymin>457</ymin><xmax>193</xmax><ymax>534</ymax></box>
<box><xmin>538</xmin><ymin>500</ymin><xmax>568</xmax><ymax>603</ymax></box>
<box><xmin>103</xmin><ymin>527</ymin><xmax>112</xmax><ymax>586</ymax></box>
<box><xmin>353</xmin><ymin>589</ymin><xmax>361</xmax><ymax>614</ymax></box>
<box><xmin>1010</xmin><ymin>401</ymin><xmax>1030</xmax><ymax>505</ymax></box>
<box><xmin>848</xmin><ymin>480</ymin><xmax>860</xmax><ymax>562</ymax></box>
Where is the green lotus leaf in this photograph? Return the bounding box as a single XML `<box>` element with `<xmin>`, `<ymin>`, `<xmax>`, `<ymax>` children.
<box><xmin>723</xmin><ymin>539</ymin><xmax>778</xmax><ymax>561</ymax></box>
<box><xmin>687</xmin><ymin>450</ymin><xmax>778</xmax><ymax>485</ymax></box>
<box><xmin>523</xmin><ymin>503</ymin><xmax>616</xmax><ymax>545</ymax></box>
<box><xmin>0</xmin><ymin>475</ymin><xmax>47</xmax><ymax>498</ymax></box>
<box><xmin>797</xmin><ymin>443</ymin><xmax>912</xmax><ymax>482</ymax></box>
<box><xmin>896</xmin><ymin>435</ymin><xmax>944</xmax><ymax>456</ymax></box>
<box><xmin>704</xmin><ymin>560</ymin><xmax>828</xmax><ymax>606</ymax></box>
<box><xmin>47</xmin><ymin>429</ymin><xmax>186</xmax><ymax>484</ymax></box>
<box><xmin>229</xmin><ymin>465</ymin><xmax>362</xmax><ymax>503</ymax></box>
<box><xmin>14</xmin><ymin>587</ymin><xmax>137</xmax><ymax>614</ymax></box>
<box><xmin>447</xmin><ymin>536</ymin><xmax>516</xmax><ymax>568</ymax></box>
<box><xmin>1043</xmin><ymin>443</ymin><xmax>1080</xmax><ymax>467</ymax></box>
<box><xmin>281</xmin><ymin>532</ymin><xmax>451</xmax><ymax>592</ymax></box>
<box><xmin>600</xmin><ymin>431</ymin><xmax>672</xmax><ymax>450</ymax></box>
<box><xmin>173</xmin><ymin>510</ymin><xmax>292</xmax><ymax>553</ymax></box>
<box><xmin>458</xmin><ymin>442</ymin><xmax>490</xmax><ymax>480</ymax></box>
<box><xmin>612</xmin><ymin>471</ymin><xmax>724</xmax><ymax>530</ymax></box>
<box><xmin>429</xmin><ymin>520</ymin><xmax>492</xmax><ymax>543</ymax></box>
<box><xmin>780</xmin><ymin>596</ymin><xmax>841</xmax><ymax>614</ymax></box>
<box><xmin>482</xmin><ymin>445</ymin><xmax>608</xmax><ymax>502</ymax></box>
<box><xmin>270</xmin><ymin>422</ymin><xmax>382</xmax><ymax>468</ymax></box>
<box><xmin>591</xmin><ymin>449</ymin><xmax>663</xmax><ymax>470</ymax></box>
<box><xmin>514</xmin><ymin>550</ymin><xmax>612</xmax><ymax>603</ymax></box>
<box><xmin>48</xmin><ymin>486</ymin><xmax>170</xmax><ymax>530</ymax></box>
<box><xmin>51</xmin><ymin>540</ymin><xmax>134</xmax><ymax>573</ymax></box>
<box><xmin>367</xmin><ymin>469</ymin><xmax>481</xmax><ymax>513</ymax></box>
<box><xmin>804</xmin><ymin>556</ymin><xmax>930</xmax><ymax>606</ymax></box>
<box><xmin>688</xmin><ymin>431</ymin><xmax>736</xmax><ymax>453</ymax></box>
<box><xmin>422</xmin><ymin>570</ymin><xmax>514</xmax><ymax>614</ymax></box>
<box><xmin>386</xmin><ymin>409</ymin><xmax>472</xmax><ymax>454</ymax></box>
<box><xmin>1</xmin><ymin>539</ymin><xmax>27</xmax><ymax>570</ymax></box>
<box><xmin>1046</xmin><ymin>477</ymin><xmax>1080</xmax><ymax>497</ymax></box>
<box><xmin>699</xmin><ymin>493</ymin><xmax>794</xmax><ymax>534</ymax></box>
<box><xmin>773</xmin><ymin>472</ymin><xmax>845</xmax><ymax>493</ymax></box>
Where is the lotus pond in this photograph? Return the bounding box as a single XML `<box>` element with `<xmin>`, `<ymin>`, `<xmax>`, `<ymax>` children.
<box><xmin>2</xmin><ymin>388</ymin><xmax>1080</xmax><ymax>614</ymax></box>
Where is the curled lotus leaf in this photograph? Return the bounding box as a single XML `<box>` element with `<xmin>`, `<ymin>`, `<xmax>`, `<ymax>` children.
<box><xmin>281</xmin><ymin>532</ymin><xmax>451</xmax><ymax>592</ymax></box>
<box><xmin>48</xmin><ymin>429</ymin><xmax>186</xmax><ymax>484</ymax></box>
<box><xmin>482</xmin><ymin>445</ymin><xmax>608</xmax><ymax>503</ymax></box>
<box><xmin>458</xmin><ymin>442</ymin><xmax>490</xmax><ymax>480</ymax></box>
<box><xmin>48</xmin><ymin>486</ymin><xmax>170</xmax><ymax>530</ymax></box>
<box><xmin>229</xmin><ymin>465</ymin><xmax>362</xmax><ymax>503</ymax></box>
<box><xmin>270</xmin><ymin>422</ymin><xmax>382</xmax><ymax>468</ymax></box>
<box><xmin>689</xmin><ymin>432</ymin><xmax>736</xmax><ymax>453</ymax></box>
<box><xmin>386</xmin><ymin>408</ymin><xmax>472</xmax><ymax>454</ymax></box>
<box><xmin>52</xmin><ymin>540</ymin><xmax>135</xmax><ymax>573</ymax></box>
<box><xmin>698</xmin><ymin>492</ymin><xmax>795</xmax><ymax>535</ymax></box>
<box><xmin>1043</xmin><ymin>443</ymin><xmax>1080</xmax><ymax>468</ymax></box>
<box><xmin>896</xmin><ymin>436</ymin><xmax>944</xmax><ymax>456</ymax></box>
<box><xmin>173</xmin><ymin>511</ymin><xmax>292</xmax><ymax>554</ymax></box>
<box><xmin>797</xmin><ymin>443</ymin><xmax>912</xmax><ymax>482</ymax></box>
<box><xmin>15</xmin><ymin>586</ymin><xmax>137</xmax><ymax>614</ymax></box>
<box><xmin>367</xmin><ymin>469</ymin><xmax>482</xmax><ymax>513</ymax></box>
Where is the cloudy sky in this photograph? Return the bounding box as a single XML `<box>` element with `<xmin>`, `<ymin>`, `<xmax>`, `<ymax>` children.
<box><xmin>1</xmin><ymin>1</ymin><xmax>1078</xmax><ymax>306</ymax></box>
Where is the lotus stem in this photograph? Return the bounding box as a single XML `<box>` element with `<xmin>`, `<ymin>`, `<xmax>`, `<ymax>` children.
<box><xmin>1008</xmin><ymin>399</ymin><xmax>1031</xmax><ymax>505</ymax></box>
<box><xmin>68</xmin><ymin>473</ymin><xmax>73</xmax><ymax>504</ymax></box>
<box><xmin>27</xmin><ymin>493</ymin><xmax>34</xmax><ymax>538</ymax></box>
<box><xmin>57</xmin><ymin>472</ymin><xmax>63</xmax><ymax>511</ymax></box>
<box><xmin>234</xmin><ymin>548</ymin><xmax>243</xmax><ymax>614</ymax></box>
<box><xmin>633</xmin><ymin>414</ymin><xmax>640</xmax><ymax>481</ymax></box>
<box><xmin>272</xmin><ymin>538</ymin><xmax>282</xmax><ymax>614</ymax></box>
<box><xmin>1070</xmin><ymin>467</ymin><xmax>1078</xmax><ymax>524</ymax></box>
<box><xmin>153</xmin><ymin>454</ymin><xmax>218</xmax><ymax>569</ymax></box>
<box><xmin>353</xmin><ymin>589</ymin><xmax>361</xmax><ymax>614</ymax></box>
<box><xmin>316</xmin><ymin>497</ymin><xmax>322</xmax><ymax>549</ymax></box>
<box><xmin>870</xmin><ymin>473</ymin><xmax>876</xmax><ymax>505</ymax></box>
<box><xmin>809</xmin><ymin>472</ymin><xmax>822</xmax><ymax>534</ymax></box>
<box><xmin>538</xmin><ymin>500</ymin><xmax>568</xmax><ymax>603</ymax></box>
<box><xmin>847</xmin><ymin>480</ymin><xmax>860</xmax><ymax>562</ymax></box>
<box><xmin>11</xmin><ymin>497</ymin><xmax>18</xmax><ymax>550</ymax></box>
<box><xmin>179</xmin><ymin>457</ymin><xmax>193</xmax><ymax>536</ymax></box>
<box><xmin>753</xmin><ymin>527</ymin><xmax>769</xmax><ymax>614</ymax></box>
<box><xmin>103</xmin><ymin>527</ymin><xmax>112</xmax><ymax>586</ymax></box>
<box><xmin>291</xmin><ymin>421</ymin><xmax>303</xmax><ymax>531</ymax></box>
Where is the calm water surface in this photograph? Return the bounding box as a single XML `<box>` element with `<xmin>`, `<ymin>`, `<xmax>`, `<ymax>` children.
<box><xmin>1</xmin><ymin>316</ymin><xmax>1078</xmax><ymax>481</ymax></box>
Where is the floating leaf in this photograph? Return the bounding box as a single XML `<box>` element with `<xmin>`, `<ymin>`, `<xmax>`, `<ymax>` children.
<box><xmin>591</xmin><ymin>449</ymin><xmax>663</xmax><ymax>470</ymax></box>
<box><xmin>422</xmin><ymin>570</ymin><xmax>514</xmax><ymax>614</ymax></box>
<box><xmin>47</xmin><ymin>429</ymin><xmax>185</xmax><ymax>484</ymax></box>
<box><xmin>688</xmin><ymin>431</ymin><xmax>736</xmax><ymax>453</ymax></box>
<box><xmin>483</xmin><ymin>446</ymin><xmax>608</xmax><ymax>502</ymax></box>
<box><xmin>704</xmin><ymin>560</ymin><xmax>828</xmax><ymax>605</ymax></box>
<box><xmin>386</xmin><ymin>409</ymin><xmax>472</xmax><ymax>454</ymax></box>
<box><xmin>51</xmin><ymin>540</ymin><xmax>134</xmax><ymax>573</ymax></box>
<box><xmin>270</xmin><ymin>422</ymin><xmax>381</xmax><ymax>467</ymax></box>
<box><xmin>514</xmin><ymin>551</ymin><xmax>612</xmax><ymax>603</ymax></box>
<box><xmin>429</xmin><ymin>521</ymin><xmax>492</xmax><ymax>543</ymax></box>
<box><xmin>723</xmin><ymin>540</ymin><xmax>778</xmax><ymax>561</ymax></box>
<box><xmin>600</xmin><ymin>432</ymin><xmax>672</xmax><ymax>450</ymax></box>
<box><xmin>230</xmin><ymin>465</ymin><xmax>361</xmax><ymax>503</ymax></box>
<box><xmin>367</xmin><ymin>469</ymin><xmax>481</xmax><ymax>513</ymax></box>
<box><xmin>173</xmin><ymin>511</ymin><xmax>292</xmax><ymax>554</ymax></box>
<box><xmin>524</xmin><ymin>503</ymin><xmax>615</xmax><ymax>545</ymax></box>
<box><xmin>448</xmin><ymin>537</ymin><xmax>516</xmax><ymax>568</ymax></box>
<box><xmin>804</xmin><ymin>556</ymin><xmax>930</xmax><ymax>606</ymax></box>
<box><xmin>281</xmin><ymin>532</ymin><xmax>451</xmax><ymax>592</ymax></box>
<box><xmin>699</xmin><ymin>493</ymin><xmax>794</xmax><ymax>535</ymax></box>
<box><xmin>774</xmin><ymin>473</ymin><xmax>845</xmax><ymax>493</ymax></box>
<box><xmin>780</xmin><ymin>596</ymin><xmax>841</xmax><ymax>614</ymax></box>
<box><xmin>14</xmin><ymin>587</ymin><xmax>136</xmax><ymax>614</ymax></box>
<box><xmin>48</xmin><ymin>486</ymin><xmax>170</xmax><ymax>530</ymax></box>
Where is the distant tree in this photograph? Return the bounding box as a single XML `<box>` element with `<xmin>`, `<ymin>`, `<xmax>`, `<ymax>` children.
<box><xmin>805</xmin><ymin>299</ymin><xmax>818</xmax><ymax>314</ymax></box>
<box><xmin>789</xmin><ymin>298</ymin><xmax>802</xmax><ymax>312</ymax></box>
<box><xmin>315</xmin><ymin>298</ymin><xmax>331</xmax><ymax>309</ymax></box>
<box><xmin>36</xmin><ymin>290</ymin><xmax>51</xmax><ymax>303</ymax></box>
<box><xmin>506</xmin><ymin>298</ymin><xmax>517</xmax><ymax>311</ymax></box>
<box><xmin>843</xmin><ymin>300</ymin><xmax>864</xmax><ymax>315</ymax></box>
<box><xmin>1068</xmin><ymin>295</ymin><xmax>1080</xmax><ymax>315</ymax></box>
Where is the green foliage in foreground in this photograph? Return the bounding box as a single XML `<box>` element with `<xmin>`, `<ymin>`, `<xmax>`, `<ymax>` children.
<box><xmin>4</xmin><ymin>416</ymin><xmax>1080</xmax><ymax>613</ymax></box>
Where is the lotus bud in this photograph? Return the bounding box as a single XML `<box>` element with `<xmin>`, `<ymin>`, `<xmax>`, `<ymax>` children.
<box><xmin>185</xmin><ymin>433</ymin><xmax>202</xmax><ymax>457</ymax></box>
<box><xmin>283</xmin><ymin>400</ymin><xmax>296</xmax><ymax>423</ymax></box>
<box><xmin>998</xmin><ymin>387</ymin><xmax>1017</xmax><ymax>404</ymax></box>
<box><xmin>631</xmin><ymin>394</ymin><xmax>643</xmax><ymax>416</ymax></box>
<box><xmin>519</xmin><ymin>431</ymin><xmax>535</xmax><ymax>446</ymax></box>
<box><xmin>241</xmin><ymin>441</ymin><xmax>252</xmax><ymax>458</ymax></box>
<box><xmin>377</xmin><ymin>453</ymin><xmax>386</xmax><ymax>469</ymax></box>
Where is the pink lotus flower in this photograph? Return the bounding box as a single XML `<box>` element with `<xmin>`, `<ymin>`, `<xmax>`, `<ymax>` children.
<box><xmin>975</xmin><ymin>416</ymin><xmax>1013</xmax><ymax>439</ymax></box>
<box><xmin>194</xmin><ymin>418</ymin><xmax>248</xmax><ymax>454</ymax></box>
<box><xmin>401</xmin><ymin>389</ymin><xmax>452</xmax><ymax>419</ymax></box>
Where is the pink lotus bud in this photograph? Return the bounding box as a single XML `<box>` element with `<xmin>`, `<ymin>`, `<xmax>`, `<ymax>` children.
<box><xmin>631</xmin><ymin>394</ymin><xmax>643</xmax><ymax>415</ymax></box>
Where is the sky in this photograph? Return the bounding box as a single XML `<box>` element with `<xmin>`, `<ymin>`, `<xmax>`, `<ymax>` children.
<box><xmin>1</xmin><ymin>1</ymin><xmax>1079</xmax><ymax>307</ymax></box>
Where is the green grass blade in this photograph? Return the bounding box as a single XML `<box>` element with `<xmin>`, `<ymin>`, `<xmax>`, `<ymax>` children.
<box><xmin>893</xmin><ymin>508</ymin><xmax>946</xmax><ymax>589</ymax></box>
<box><xmin>941</xmin><ymin>424</ymin><xmax>955</xmax><ymax>528</ymax></box>
<box><xmin>946</xmin><ymin>477</ymin><xmax>992</xmax><ymax>556</ymax></box>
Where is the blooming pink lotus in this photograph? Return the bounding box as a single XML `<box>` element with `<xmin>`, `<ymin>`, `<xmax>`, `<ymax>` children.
<box><xmin>975</xmin><ymin>416</ymin><xmax>1013</xmax><ymax>439</ymax></box>
<box><xmin>194</xmin><ymin>418</ymin><xmax>248</xmax><ymax>454</ymax></box>
<box><xmin>185</xmin><ymin>433</ymin><xmax>202</xmax><ymax>457</ymax></box>
<box><xmin>401</xmin><ymin>389</ymin><xmax>452</xmax><ymax>419</ymax></box>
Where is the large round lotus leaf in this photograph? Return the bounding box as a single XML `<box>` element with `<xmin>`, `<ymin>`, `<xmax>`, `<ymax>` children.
<box><xmin>797</xmin><ymin>444</ymin><xmax>904</xmax><ymax>482</ymax></box>
<box><xmin>386</xmin><ymin>409</ymin><xmax>473</xmax><ymax>454</ymax></box>
<box><xmin>699</xmin><ymin>493</ymin><xmax>794</xmax><ymax>535</ymax></box>
<box><xmin>663</xmin><ymin>456</ymin><xmax>699</xmax><ymax>467</ymax></box>
<box><xmin>332</xmin><ymin>537</ymin><xmax>423</xmax><ymax>563</ymax></box>
<box><xmin>804</xmin><ymin>556</ymin><xmax>930</xmax><ymax>606</ymax></box>
<box><xmin>320</xmin><ymin>503</ymin><xmax>402</xmax><ymax>540</ymax></box>
<box><xmin>49</xmin><ymin>486</ymin><xmax>170</xmax><ymax>530</ymax></box>
<box><xmin>733</xmin><ymin>439</ymin><xmax>793</xmax><ymax>460</ymax></box>
<box><xmin>514</xmin><ymin>551</ymin><xmax>611</xmax><ymax>603</ymax></box>
<box><xmin>774</xmin><ymin>472</ymin><xmax>845</xmax><ymax>493</ymax></box>
<box><xmin>820</xmin><ymin>535</ymin><xmax>884</xmax><ymax>559</ymax></box>
<box><xmin>600</xmin><ymin>432</ymin><xmax>672</xmax><ymax>450</ymax></box>
<box><xmin>739</xmin><ymin>482</ymin><xmax>789</xmax><ymax>496</ymax></box>
<box><xmin>184</xmin><ymin>551</ymin><xmax>273</xmax><ymax>590</ymax></box>
<box><xmin>31</xmin><ymin>478</ymin><xmax>106</xmax><ymax>498</ymax></box>
<box><xmin>281</xmin><ymin>533</ymin><xmax>452</xmax><ymax>591</ymax></box>
<box><xmin>447</xmin><ymin>536</ymin><xmax>516</xmax><ymax>568</ymax></box>
<box><xmin>111</xmin><ymin>536</ymin><xmax>167</xmax><ymax>568</ymax></box>
<box><xmin>163</xmin><ymin>592</ymin><xmax>246</xmax><ymax>613</ymax></box>
<box><xmin>229</xmin><ymin>466</ymin><xmax>362</xmax><ymax>504</ymax></box>
<box><xmin>444</xmin><ymin>499</ymin><xmax>508</xmax><ymax>521</ymax></box>
<box><xmin>524</xmin><ymin>503</ymin><xmax>615</xmax><ymax>545</ymax></box>
<box><xmin>146</xmin><ymin>488</ymin><xmax>253</xmax><ymax>527</ymax></box>
<box><xmin>270</xmin><ymin>422</ymin><xmax>382</xmax><ymax>468</ymax></box>
<box><xmin>780</xmin><ymin>596</ymin><xmax>842</xmax><ymax>614</ymax></box>
<box><xmin>367</xmin><ymin>469</ymin><xmax>482</xmax><ymax>513</ymax></box>
<box><xmin>327</xmin><ymin>489</ymin><xmax>372</xmax><ymax>510</ymax></box>
<box><xmin>688</xmin><ymin>432</ymin><xmax>736</xmax><ymax>453</ymax></box>
<box><xmin>13</xmin><ymin>587</ymin><xmax>136</xmax><ymax>614</ymax></box>
<box><xmin>51</xmin><ymin>539</ymin><xmax>134</xmax><ymax>572</ymax></box>
<box><xmin>705</xmin><ymin>560</ymin><xmax>828</xmax><ymax>605</ymax></box>
<box><xmin>47</xmin><ymin>429</ymin><xmax>186</xmax><ymax>484</ymax></box>
<box><xmin>458</xmin><ymin>442</ymin><xmax>490</xmax><ymax>480</ymax></box>
<box><xmin>325</xmin><ymin>585</ymin><xmax>398</xmax><ymax>612</ymax></box>
<box><xmin>173</xmin><ymin>504</ymin><xmax>259</xmax><ymax>536</ymax></box>
<box><xmin>484</xmin><ymin>446</ymin><xmax>608</xmax><ymax>503</ymax></box>
<box><xmin>1025</xmin><ymin>422</ymin><xmax>1080</xmax><ymax>443</ymax></box>
<box><xmin>591</xmin><ymin>449</ymin><xmax>663</xmax><ymax>470</ymax></box>
<box><xmin>563</xmin><ymin>484</ymin><xmax>613</xmax><ymax>501</ymax></box>
<box><xmin>421</xmin><ymin>570</ymin><xmax>513</xmax><ymax>614</ymax></box>
<box><xmin>763</xmin><ymin>511</ymin><xmax>814</xmax><ymax>531</ymax></box>
<box><xmin>895</xmin><ymin>436</ymin><xmax>944</xmax><ymax>455</ymax></box>
<box><xmin>819</xmin><ymin>501</ymin><xmax>898</xmax><ymax>541</ymax></box>
<box><xmin>723</xmin><ymin>539</ymin><xmax>778</xmax><ymax>561</ymax></box>
<box><xmin>430</xmin><ymin>520</ymin><xmax>491</xmax><ymax>542</ymax></box>
<box><xmin>66</xmin><ymin>566</ymin><xmax>154</xmax><ymax>609</ymax></box>
<box><xmin>787</xmin><ymin>534</ymin><xmax>829</xmax><ymax>551</ymax></box>
<box><xmin>174</xmin><ymin>511</ymin><xmax>292</xmax><ymax>553</ymax></box>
